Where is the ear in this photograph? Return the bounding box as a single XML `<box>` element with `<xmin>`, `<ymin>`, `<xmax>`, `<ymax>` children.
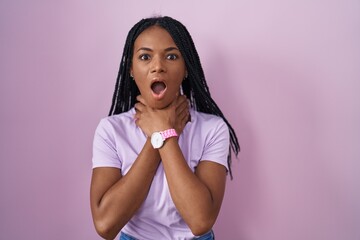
<box><xmin>185</xmin><ymin>70</ymin><xmax>188</xmax><ymax>79</ymax></box>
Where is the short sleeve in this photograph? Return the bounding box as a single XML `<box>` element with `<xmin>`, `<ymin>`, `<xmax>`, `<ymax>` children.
<box><xmin>201</xmin><ymin>119</ymin><xmax>230</xmax><ymax>170</ymax></box>
<box><xmin>92</xmin><ymin>118</ymin><xmax>121</xmax><ymax>169</ymax></box>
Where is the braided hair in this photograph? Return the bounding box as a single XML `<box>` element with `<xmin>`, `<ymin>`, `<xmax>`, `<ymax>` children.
<box><xmin>109</xmin><ymin>16</ymin><xmax>240</xmax><ymax>178</ymax></box>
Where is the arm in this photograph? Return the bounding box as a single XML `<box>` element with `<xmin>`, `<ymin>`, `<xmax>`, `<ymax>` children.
<box><xmin>135</xmin><ymin>95</ymin><xmax>228</xmax><ymax>236</ymax></box>
<box><xmin>159</xmin><ymin>139</ymin><xmax>227</xmax><ymax>236</ymax></box>
<box><xmin>90</xmin><ymin>140</ymin><xmax>160</xmax><ymax>240</ymax></box>
<box><xmin>90</xmin><ymin>97</ymin><xmax>189</xmax><ymax>240</ymax></box>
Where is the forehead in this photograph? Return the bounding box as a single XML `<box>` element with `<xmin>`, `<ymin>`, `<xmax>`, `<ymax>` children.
<box><xmin>134</xmin><ymin>26</ymin><xmax>177</xmax><ymax>49</ymax></box>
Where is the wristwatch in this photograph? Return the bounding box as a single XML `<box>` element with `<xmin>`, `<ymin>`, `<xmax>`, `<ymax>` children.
<box><xmin>150</xmin><ymin>128</ymin><xmax>178</xmax><ymax>149</ymax></box>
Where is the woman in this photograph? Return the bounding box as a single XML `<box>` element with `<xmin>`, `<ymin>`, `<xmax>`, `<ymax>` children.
<box><xmin>90</xmin><ymin>16</ymin><xmax>240</xmax><ymax>240</ymax></box>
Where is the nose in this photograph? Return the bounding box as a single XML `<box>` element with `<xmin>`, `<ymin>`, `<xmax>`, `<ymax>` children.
<box><xmin>150</xmin><ymin>56</ymin><xmax>166</xmax><ymax>73</ymax></box>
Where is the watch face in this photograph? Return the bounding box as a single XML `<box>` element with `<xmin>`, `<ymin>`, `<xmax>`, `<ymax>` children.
<box><xmin>151</xmin><ymin>132</ymin><xmax>164</xmax><ymax>149</ymax></box>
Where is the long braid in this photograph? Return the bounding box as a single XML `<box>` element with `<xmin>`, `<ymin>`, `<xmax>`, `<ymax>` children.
<box><xmin>108</xmin><ymin>16</ymin><xmax>240</xmax><ymax>179</ymax></box>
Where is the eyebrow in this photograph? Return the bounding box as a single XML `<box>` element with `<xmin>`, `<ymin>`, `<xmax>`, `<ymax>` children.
<box><xmin>136</xmin><ymin>47</ymin><xmax>179</xmax><ymax>52</ymax></box>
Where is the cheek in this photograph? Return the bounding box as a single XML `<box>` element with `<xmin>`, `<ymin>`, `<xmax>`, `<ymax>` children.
<box><xmin>169</xmin><ymin>77</ymin><xmax>183</xmax><ymax>91</ymax></box>
<box><xmin>134</xmin><ymin>80</ymin><xmax>147</xmax><ymax>94</ymax></box>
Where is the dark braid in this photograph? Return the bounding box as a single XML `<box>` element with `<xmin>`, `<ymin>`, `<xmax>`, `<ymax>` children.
<box><xmin>108</xmin><ymin>16</ymin><xmax>240</xmax><ymax>179</ymax></box>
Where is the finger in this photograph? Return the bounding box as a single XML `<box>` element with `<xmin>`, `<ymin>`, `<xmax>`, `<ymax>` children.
<box><xmin>174</xmin><ymin>95</ymin><xmax>187</xmax><ymax>110</ymax></box>
<box><xmin>182</xmin><ymin>112</ymin><xmax>190</xmax><ymax>126</ymax></box>
<box><xmin>175</xmin><ymin>111</ymin><xmax>189</xmax><ymax>134</ymax></box>
<box><xmin>134</xmin><ymin>102</ymin><xmax>145</xmax><ymax>112</ymax></box>
<box><xmin>134</xmin><ymin>109</ymin><xmax>142</xmax><ymax>119</ymax></box>
<box><xmin>176</xmin><ymin>95</ymin><xmax>187</xmax><ymax>107</ymax></box>
<box><xmin>175</xmin><ymin>107</ymin><xmax>188</xmax><ymax>125</ymax></box>
<box><xmin>176</xmin><ymin>98</ymin><xmax>189</xmax><ymax>115</ymax></box>
<box><xmin>176</xmin><ymin>105</ymin><xmax>187</xmax><ymax>119</ymax></box>
<box><xmin>178</xmin><ymin>108</ymin><xmax>189</xmax><ymax>123</ymax></box>
<box><xmin>136</xmin><ymin>95</ymin><xmax>147</xmax><ymax>105</ymax></box>
<box><xmin>178</xmin><ymin>97</ymin><xmax>188</xmax><ymax>110</ymax></box>
<box><xmin>168</xmin><ymin>95</ymin><xmax>179</xmax><ymax>109</ymax></box>
<box><xmin>134</xmin><ymin>110</ymin><xmax>140</xmax><ymax>118</ymax></box>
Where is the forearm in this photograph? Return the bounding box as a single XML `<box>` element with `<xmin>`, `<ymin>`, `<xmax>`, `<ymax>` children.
<box><xmin>94</xmin><ymin>140</ymin><xmax>160</xmax><ymax>239</ymax></box>
<box><xmin>159</xmin><ymin>138</ymin><xmax>218</xmax><ymax>235</ymax></box>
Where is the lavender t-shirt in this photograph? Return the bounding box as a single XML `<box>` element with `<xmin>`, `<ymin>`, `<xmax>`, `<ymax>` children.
<box><xmin>92</xmin><ymin>108</ymin><xmax>229</xmax><ymax>240</ymax></box>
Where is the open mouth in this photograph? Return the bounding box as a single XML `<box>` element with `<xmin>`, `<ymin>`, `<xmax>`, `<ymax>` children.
<box><xmin>151</xmin><ymin>81</ymin><xmax>167</xmax><ymax>96</ymax></box>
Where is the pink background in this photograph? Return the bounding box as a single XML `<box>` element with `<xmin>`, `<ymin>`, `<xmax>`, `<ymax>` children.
<box><xmin>1</xmin><ymin>0</ymin><xmax>359</xmax><ymax>239</ymax></box>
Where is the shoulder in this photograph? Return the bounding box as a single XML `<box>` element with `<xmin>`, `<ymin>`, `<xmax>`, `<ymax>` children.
<box><xmin>94</xmin><ymin>109</ymin><xmax>138</xmax><ymax>145</ymax></box>
<box><xmin>188</xmin><ymin>110</ymin><xmax>230</xmax><ymax>170</ymax></box>
<box><xmin>96</xmin><ymin>108</ymin><xmax>136</xmax><ymax>133</ymax></box>
<box><xmin>99</xmin><ymin>108</ymin><xmax>135</xmax><ymax>126</ymax></box>
<box><xmin>185</xmin><ymin>110</ymin><xmax>229</xmax><ymax>147</ymax></box>
<box><xmin>190</xmin><ymin>110</ymin><xmax>228</xmax><ymax>132</ymax></box>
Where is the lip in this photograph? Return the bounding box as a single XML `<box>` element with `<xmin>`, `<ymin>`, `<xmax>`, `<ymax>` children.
<box><xmin>150</xmin><ymin>78</ymin><xmax>167</xmax><ymax>100</ymax></box>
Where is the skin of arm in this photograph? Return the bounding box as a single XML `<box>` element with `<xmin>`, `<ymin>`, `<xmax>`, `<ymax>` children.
<box><xmin>160</xmin><ymin>141</ymin><xmax>227</xmax><ymax>236</ymax></box>
<box><xmin>90</xmin><ymin>95</ymin><xmax>189</xmax><ymax>240</ymax></box>
<box><xmin>90</xmin><ymin>140</ymin><xmax>160</xmax><ymax>240</ymax></box>
<box><xmin>135</xmin><ymin>95</ymin><xmax>227</xmax><ymax>236</ymax></box>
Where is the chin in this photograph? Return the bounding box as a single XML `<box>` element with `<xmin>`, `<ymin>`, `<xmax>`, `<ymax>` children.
<box><xmin>149</xmin><ymin>99</ymin><xmax>171</xmax><ymax>109</ymax></box>
<box><xmin>154</xmin><ymin>102</ymin><xmax>170</xmax><ymax>110</ymax></box>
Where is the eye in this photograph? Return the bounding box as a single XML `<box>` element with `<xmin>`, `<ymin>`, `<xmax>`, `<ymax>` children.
<box><xmin>139</xmin><ymin>54</ymin><xmax>151</xmax><ymax>61</ymax></box>
<box><xmin>166</xmin><ymin>54</ymin><xmax>178</xmax><ymax>60</ymax></box>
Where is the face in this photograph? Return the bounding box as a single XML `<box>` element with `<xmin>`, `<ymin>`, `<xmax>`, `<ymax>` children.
<box><xmin>131</xmin><ymin>26</ymin><xmax>187</xmax><ymax>109</ymax></box>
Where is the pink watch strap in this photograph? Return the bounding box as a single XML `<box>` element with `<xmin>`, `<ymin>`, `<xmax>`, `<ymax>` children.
<box><xmin>160</xmin><ymin>129</ymin><xmax>178</xmax><ymax>139</ymax></box>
